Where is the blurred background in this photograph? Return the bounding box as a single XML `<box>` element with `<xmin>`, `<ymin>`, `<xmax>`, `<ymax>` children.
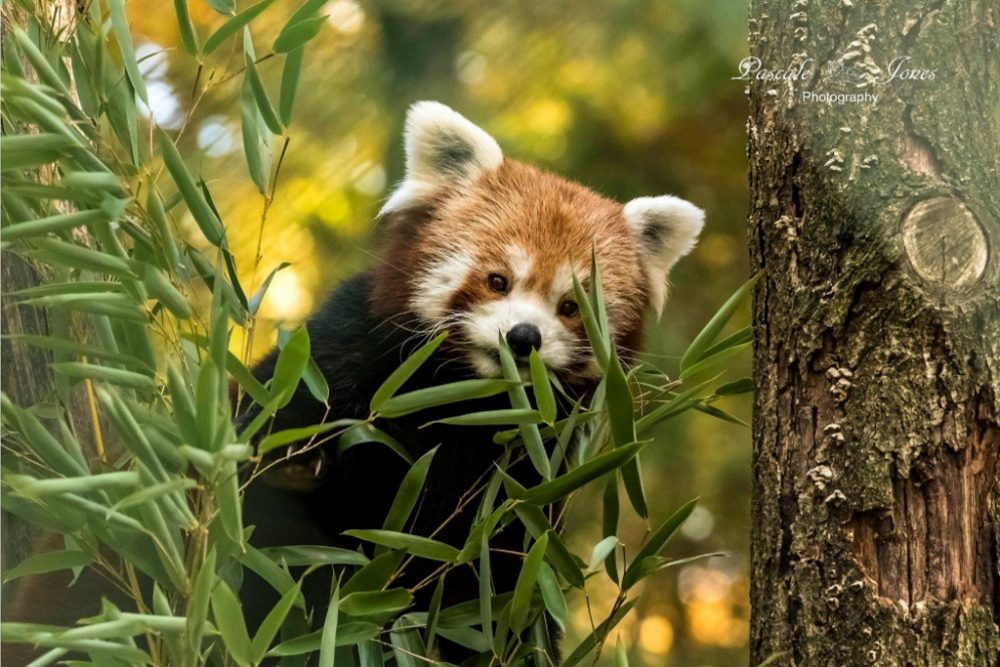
<box><xmin>132</xmin><ymin>1</ymin><xmax>750</xmax><ymax>664</ymax></box>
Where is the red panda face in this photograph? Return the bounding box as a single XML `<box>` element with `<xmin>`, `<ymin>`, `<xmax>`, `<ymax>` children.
<box><xmin>373</xmin><ymin>102</ymin><xmax>704</xmax><ymax>384</ymax></box>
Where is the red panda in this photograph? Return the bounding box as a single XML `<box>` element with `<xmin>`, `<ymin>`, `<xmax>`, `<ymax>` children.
<box><xmin>2</xmin><ymin>102</ymin><xmax>704</xmax><ymax>666</ymax></box>
<box><xmin>370</xmin><ymin>101</ymin><xmax>704</xmax><ymax>384</ymax></box>
<box><xmin>238</xmin><ymin>101</ymin><xmax>705</xmax><ymax>662</ymax></box>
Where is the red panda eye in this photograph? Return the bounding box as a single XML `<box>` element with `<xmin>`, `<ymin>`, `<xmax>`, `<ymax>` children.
<box><xmin>487</xmin><ymin>274</ymin><xmax>509</xmax><ymax>294</ymax></box>
<box><xmin>559</xmin><ymin>300</ymin><xmax>579</xmax><ymax>317</ymax></box>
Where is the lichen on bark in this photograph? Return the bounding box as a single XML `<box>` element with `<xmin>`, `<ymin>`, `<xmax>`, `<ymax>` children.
<box><xmin>747</xmin><ymin>0</ymin><xmax>1000</xmax><ymax>665</ymax></box>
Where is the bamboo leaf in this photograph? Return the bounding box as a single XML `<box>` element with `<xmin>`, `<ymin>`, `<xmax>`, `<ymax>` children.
<box><xmin>240</xmin><ymin>70</ymin><xmax>268</xmax><ymax>193</ymax></box>
<box><xmin>425</xmin><ymin>574</ymin><xmax>445</xmax><ymax>652</ymax></box>
<box><xmin>274</xmin><ymin>17</ymin><xmax>325</xmax><ymax>53</ymax></box>
<box><xmin>271</xmin><ymin>326</ymin><xmax>311</xmax><ymax>405</ymax></box>
<box><xmin>145</xmin><ymin>187</ymin><xmax>182</xmax><ymax>267</ymax></box>
<box><xmin>0</xmin><ymin>133</ymin><xmax>76</xmax><ymax>170</ymax></box>
<box><xmin>338</xmin><ymin>423</ymin><xmax>413</xmax><ymax>464</ymax></box>
<box><xmin>1</xmin><ymin>396</ymin><xmax>87</xmax><ymax>477</ymax></box>
<box><xmin>287</xmin><ymin>0</ymin><xmax>329</xmax><ymax>24</ymax></box>
<box><xmin>529</xmin><ymin>349</ymin><xmax>557</xmax><ymax>424</ymax></box>
<box><xmin>602</xmin><ymin>478</ymin><xmax>620</xmax><ymax>581</ymax></box>
<box><xmin>227</xmin><ymin>352</ymin><xmax>271</xmax><ymax>407</ymax></box>
<box><xmin>433</xmin><ymin>408</ymin><xmax>542</xmax><ymax>427</ymax></box>
<box><xmin>256</xmin><ymin>418</ymin><xmax>357</xmax><ymax>454</ymax></box>
<box><xmin>479</xmin><ymin>524</ymin><xmax>493</xmax><ymax>646</ymax></box>
<box><xmin>108</xmin><ymin>0</ymin><xmax>148</xmax><ymax>103</ymax></box>
<box><xmin>10</xmin><ymin>28</ymin><xmax>70</xmax><ymax>97</ymax></box>
<box><xmin>279</xmin><ymin>46</ymin><xmax>304</xmax><ymax>125</ymax></box>
<box><xmin>2</xmin><ymin>549</ymin><xmax>92</xmax><ymax>583</ymax></box>
<box><xmin>158</xmin><ymin>129</ymin><xmax>224</xmax><ymax>246</ymax></box>
<box><xmin>498</xmin><ymin>339</ymin><xmax>551</xmax><ymax>479</ymax></box>
<box><xmin>635</xmin><ymin>374</ymin><xmax>719</xmax><ymax>433</ymax></box>
<box><xmin>694</xmin><ymin>402</ymin><xmax>750</xmax><ymax>427</ymax></box>
<box><xmin>140</xmin><ymin>265</ymin><xmax>192</xmax><ymax>318</ymax></box>
<box><xmin>680</xmin><ymin>273</ymin><xmax>758</xmax><ymax>372</ymax></box>
<box><xmin>700</xmin><ymin>325</ymin><xmax>753</xmax><ymax>359</ymax></box>
<box><xmin>342</xmin><ymin>551</ymin><xmax>404</xmax><ymax>596</ymax></box>
<box><xmin>560</xmin><ymin>600</ymin><xmax>637</xmax><ymax>667</ymax></box>
<box><xmin>381</xmin><ymin>447</ymin><xmax>437</xmax><ymax>536</ymax></box>
<box><xmin>211</xmin><ymin>579</ymin><xmax>253</xmax><ymax>666</ymax></box>
<box><xmin>173</xmin><ymin>0</ymin><xmax>200</xmax><ymax>55</ymax></box>
<box><xmin>572</xmin><ymin>273</ymin><xmax>610</xmax><ymax>369</ymax></box>
<box><xmin>50</xmin><ymin>362</ymin><xmax>155</xmax><ymax>391</ymax></box>
<box><xmin>369</xmin><ymin>332</ymin><xmax>447</xmax><ymax>414</ymax></box>
<box><xmin>2</xmin><ymin>334</ymin><xmax>152</xmax><ymax>372</ymax></box>
<box><xmin>519</xmin><ymin>442</ymin><xmax>645</xmax><ymax>506</ymax></box>
<box><xmin>6</xmin><ymin>471</ymin><xmax>139</xmax><ymax>497</ymax></box>
<box><xmin>203</xmin><ymin>0</ymin><xmax>276</xmax><ymax>55</ymax></box>
<box><xmin>185</xmin><ymin>549</ymin><xmax>216</xmax><ymax>654</ymax></box>
<box><xmin>605</xmin><ymin>347</ymin><xmax>646</xmax><ymax>518</ymax></box>
<box><xmin>26</xmin><ymin>238</ymin><xmax>136</xmax><ymax>277</ymax></box>
<box><xmin>239</xmin><ymin>545</ymin><xmax>301</xmax><ymax>605</ymax></box>
<box><xmin>61</xmin><ymin>171</ymin><xmax>126</xmax><ymax>194</ymax></box>
<box><xmin>616</xmin><ymin>635</ymin><xmax>630</xmax><ymax>667</ymax></box>
<box><xmin>510</xmin><ymin>506</ymin><xmax>585</xmax><ymax>588</ymax></box>
<box><xmin>680</xmin><ymin>342</ymin><xmax>752</xmax><ymax>380</ymax></box>
<box><xmin>714</xmin><ymin>377</ymin><xmax>753</xmax><ymax>396</ymax></box>
<box><xmin>206</xmin><ymin>0</ymin><xmax>236</xmax><ymax>13</ymax></box>
<box><xmin>537</xmin><ymin>562</ymin><xmax>567</xmax><ymax>632</ymax></box>
<box><xmin>248</xmin><ymin>584</ymin><xmax>302</xmax><ymax>659</ymax></box>
<box><xmin>246</xmin><ymin>56</ymin><xmax>283</xmax><ymax>135</ymax></box>
<box><xmin>249</xmin><ymin>262</ymin><xmax>290</xmax><ymax>315</ymax></box>
<box><xmin>587</xmin><ymin>536</ymin><xmax>619</xmax><ymax>572</ymax></box>
<box><xmin>21</xmin><ymin>293</ymin><xmax>148</xmax><ymax>323</ymax></box>
<box><xmin>621</xmin><ymin>498</ymin><xmax>698</xmax><ymax>589</ymax></box>
<box><xmin>303</xmin><ymin>355</ymin><xmax>330</xmax><ymax>403</ymax></box>
<box><xmin>259</xmin><ymin>545</ymin><xmax>369</xmax><ymax>568</ymax></box>
<box><xmin>319</xmin><ymin>582</ymin><xmax>339</xmax><ymax>667</ymax></box>
<box><xmin>378</xmin><ymin>379</ymin><xmax>517</xmax><ymax>419</ymax></box>
<box><xmin>510</xmin><ymin>533</ymin><xmax>548</xmax><ymax>632</ymax></box>
<box><xmin>390</xmin><ymin>616</ymin><xmax>426</xmax><ymax>667</ymax></box>
<box><xmin>339</xmin><ymin>589</ymin><xmax>413</xmax><ymax>617</ymax></box>
<box><xmin>108</xmin><ymin>479</ymin><xmax>197</xmax><ymax>516</ymax></box>
<box><xmin>267</xmin><ymin>622</ymin><xmax>380</xmax><ymax>656</ymax></box>
<box><xmin>105</xmin><ymin>76</ymin><xmax>141</xmax><ymax>164</ymax></box>
<box><xmin>605</xmin><ymin>349</ymin><xmax>635</xmax><ymax>448</ymax></box>
<box><xmin>344</xmin><ymin>530</ymin><xmax>460</xmax><ymax>563</ymax></box>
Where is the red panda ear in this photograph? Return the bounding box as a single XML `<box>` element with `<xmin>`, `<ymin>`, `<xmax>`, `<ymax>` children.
<box><xmin>379</xmin><ymin>102</ymin><xmax>503</xmax><ymax>216</ymax></box>
<box><xmin>623</xmin><ymin>195</ymin><xmax>705</xmax><ymax>316</ymax></box>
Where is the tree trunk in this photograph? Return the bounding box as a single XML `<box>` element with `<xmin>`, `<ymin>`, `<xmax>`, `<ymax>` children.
<box><xmin>748</xmin><ymin>1</ymin><xmax>1000</xmax><ymax>665</ymax></box>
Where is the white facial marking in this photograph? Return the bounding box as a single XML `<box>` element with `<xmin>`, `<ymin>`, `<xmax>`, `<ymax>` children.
<box><xmin>507</xmin><ymin>245</ymin><xmax>533</xmax><ymax>282</ymax></box>
<box><xmin>457</xmin><ymin>249</ymin><xmax>582</xmax><ymax>376</ymax></box>
<box><xmin>412</xmin><ymin>252</ymin><xmax>474</xmax><ymax>321</ymax></box>
<box><xmin>548</xmin><ymin>263</ymin><xmax>572</xmax><ymax>304</ymax></box>
<box><xmin>416</xmin><ymin>249</ymin><xmax>598</xmax><ymax>378</ymax></box>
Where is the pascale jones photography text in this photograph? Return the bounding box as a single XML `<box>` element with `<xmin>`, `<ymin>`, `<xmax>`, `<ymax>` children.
<box><xmin>733</xmin><ymin>55</ymin><xmax>938</xmax><ymax>84</ymax></box>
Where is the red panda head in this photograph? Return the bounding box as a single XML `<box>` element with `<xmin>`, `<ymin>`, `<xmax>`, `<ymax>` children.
<box><xmin>373</xmin><ymin>102</ymin><xmax>703</xmax><ymax>384</ymax></box>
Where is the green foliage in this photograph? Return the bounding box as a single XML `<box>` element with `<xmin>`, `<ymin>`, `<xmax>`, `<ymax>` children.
<box><xmin>0</xmin><ymin>3</ymin><xmax>753</xmax><ymax>665</ymax></box>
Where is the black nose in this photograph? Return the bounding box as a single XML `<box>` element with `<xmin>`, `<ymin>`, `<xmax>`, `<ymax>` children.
<box><xmin>506</xmin><ymin>323</ymin><xmax>542</xmax><ymax>358</ymax></box>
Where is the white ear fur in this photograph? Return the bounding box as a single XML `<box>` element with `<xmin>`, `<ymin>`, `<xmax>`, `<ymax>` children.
<box><xmin>379</xmin><ymin>101</ymin><xmax>503</xmax><ymax>215</ymax></box>
<box><xmin>623</xmin><ymin>195</ymin><xmax>705</xmax><ymax>316</ymax></box>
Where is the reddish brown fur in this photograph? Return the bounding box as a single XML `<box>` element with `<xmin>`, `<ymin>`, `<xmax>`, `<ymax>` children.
<box><xmin>373</xmin><ymin>159</ymin><xmax>650</xmax><ymax>359</ymax></box>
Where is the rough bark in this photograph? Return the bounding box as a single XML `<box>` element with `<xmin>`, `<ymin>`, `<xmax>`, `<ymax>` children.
<box><xmin>748</xmin><ymin>1</ymin><xmax>1000</xmax><ymax>665</ymax></box>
